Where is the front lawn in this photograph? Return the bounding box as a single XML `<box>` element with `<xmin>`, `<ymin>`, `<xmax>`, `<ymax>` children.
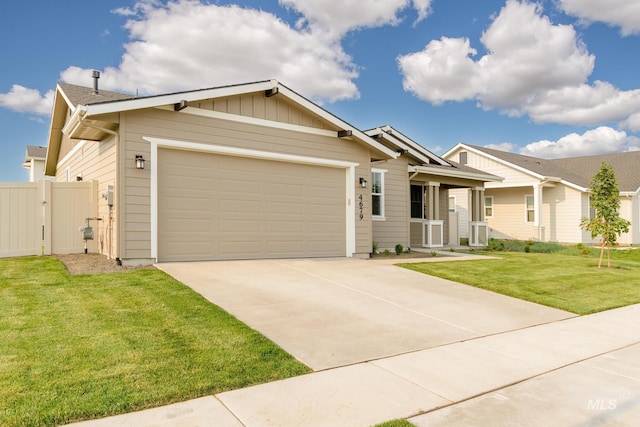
<box><xmin>0</xmin><ymin>257</ymin><xmax>310</xmax><ymax>426</ymax></box>
<box><xmin>400</xmin><ymin>249</ymin><xmax>640</xmax><ymax>315</ymax></box>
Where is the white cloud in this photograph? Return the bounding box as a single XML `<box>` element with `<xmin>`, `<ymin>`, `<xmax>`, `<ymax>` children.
<box><xmin>279</xmin><ymin>0</ymin><xmax>432</xmax><ymax>39</ymax></box>
<box><xmin>0</xmin><ymin>85</ymin><xmax>54</xmax><ymax>116</ymax></box>
<box><xmin>485</xmin><ymin>142</ymin><xmax>516</xmax><ymax>152</ymax></box>
<box><xmin>621</xmin><ymin>111</ymin><xmax>640</xmax><ymax>132</ymax></box>
<box><xmin>57</xmin><ymin>1</ymin><xmax>361</xmax><ymax>104</ymax></box>
<box><xmin>558</xmin><ymin>0</ymin><xmax>640</xmax><ymax>36</ymax></box>
<box><xmin>398</xmin><ymin>0</ymin><xmax>640</xmax><ymax>127</ymax></box>
<box><xmin>519</xmin><ymin>126</ymin><xmax>634</xmax><ymax>158</ymax></box>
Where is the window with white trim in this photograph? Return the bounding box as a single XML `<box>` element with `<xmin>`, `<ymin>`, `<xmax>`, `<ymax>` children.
<box><xmin>371</xmin><ymin>169</ymin><xmax>386</xmax><ymax>218</ymax></box>
<box><xmin>525</xmin><ymin>195</ymin><xmax>535</xmax><ymax>223</ymax></box>
<box><xmin>485</xmin><ymin>196</ymin><xmax>493</xmax><ymax>218</ymax></box>
<box><xmin>410</xmin><ymin>185</ymin><xmax>423</xmax><ymax>219</ymax></box>
<box><xmin>449</xmin><ymin>196</ymin><xmax>456</xmax><ymax>213</ymax></box>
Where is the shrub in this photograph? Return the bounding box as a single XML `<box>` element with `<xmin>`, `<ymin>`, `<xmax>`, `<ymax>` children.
<box><xmin>430</xmin><ymin>251</ymin><xmax>437</xmax><ymax>257</ymax></box>
<box><xmin>395</xmin><ymin>244</ymin><xmax>404</xmax><ymax>255</ymax></box>
<box><xmin>372</xmin><ymin>241</ymin><xmax>378</xmax><ymax>254</ymax></box>
<box><xmin>524</xmin><ymin>245</ymin><xmax>531</xmax><ymax>253</ymax></box>
<box><xmin>384</xmin><ymin>248</ymin><xmax>391</xmax><ymax>255</ymax></box>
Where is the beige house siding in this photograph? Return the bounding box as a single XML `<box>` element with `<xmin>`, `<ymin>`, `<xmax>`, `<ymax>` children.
<box><xmin>55</xmin><ymin>129</ymin><xmax>119</xmax><ymax>258</ymax></box>
<box><xmin>486</xmin><ymin>187</ymin><xmax>536</xmax><ymax>241</ymax></box>
<box><xmin>119</xmin><ymin>107</ymin><xmax>372</xmax><ymax>261</ymax></box>
<box><xmin>193</xmin><ymin>94</ymin><xmax>332</xmax><ymax>130</ymax></box>
<box><xmin>372</xmin><ymin>156</ymin><xmax>409</xmax><ymax>251</ymax></box>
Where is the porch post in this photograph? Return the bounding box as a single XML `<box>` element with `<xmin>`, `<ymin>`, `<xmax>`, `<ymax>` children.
<box><xmin>429</xmin><ymin>182</ymin><xmax>440</xmax><ymax>220</ymax></box>
<box><xmin>533</xmin><ymin>183</ymin><xmax>542</xmax><ymax>240</ymax></box>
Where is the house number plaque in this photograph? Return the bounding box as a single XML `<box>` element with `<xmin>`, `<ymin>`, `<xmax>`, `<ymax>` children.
<box><xmin>358</xmin><ymin>194</ymin><xmax>364</xmax><ymax>220</ymax></box>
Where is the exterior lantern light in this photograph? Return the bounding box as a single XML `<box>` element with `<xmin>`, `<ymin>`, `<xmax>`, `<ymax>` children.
<box><xmin>360</xmin><ymin>177</ymin><xmax>367</xmax><ymax>188</ymax></box>
<box><xmin>135</xmin><ymin>155</ymin><xmax>145</xmax><ymax>170</ymax></box>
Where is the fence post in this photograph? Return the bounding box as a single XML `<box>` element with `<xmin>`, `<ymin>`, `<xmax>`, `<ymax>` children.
<box><xmin>42</xmin><ymin>180</ymin><xmax>52</xmax><ymax>255</ymax></box>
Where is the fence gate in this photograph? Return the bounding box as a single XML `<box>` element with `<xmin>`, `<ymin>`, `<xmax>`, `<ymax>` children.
<box><xmin>0</xmin><ymin>181</ymin><xmax>96</xmax><ymax>258</ymax></box>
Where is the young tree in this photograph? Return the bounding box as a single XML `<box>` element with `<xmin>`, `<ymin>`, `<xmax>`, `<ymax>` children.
<box><xmin>580</xmin><ymin>162</ymin><xmax>631</xmax><ymax>268</ymax></box>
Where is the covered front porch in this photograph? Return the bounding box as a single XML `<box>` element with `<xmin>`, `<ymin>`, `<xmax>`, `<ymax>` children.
<box><xmin>409</xmin><ymin>179</ymin><xmax>489</xmax><ymax>249</ymax></box>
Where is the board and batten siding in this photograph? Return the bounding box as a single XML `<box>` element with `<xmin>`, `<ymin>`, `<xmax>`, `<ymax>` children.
<box><xmin>120</xmin><ymin>106</ymin><xmax>373</xmax><ymax>261</ymax></box>
<box><xmin>372</xmin><ymin>156</ymin><xmax>409</xmax><ymax>250</ymax></box>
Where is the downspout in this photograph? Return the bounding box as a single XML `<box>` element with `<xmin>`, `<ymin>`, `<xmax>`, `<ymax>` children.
<box><xmin>75</xmin><ymin>117</ymin><xmax>119</xmax><ymax>260</ymax></box>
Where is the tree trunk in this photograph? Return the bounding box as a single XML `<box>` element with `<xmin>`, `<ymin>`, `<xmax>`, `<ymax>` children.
<box><xmin>598</xmin><ymin>240</ymin><xmax>605</xmax><ymax>269</ymax></box>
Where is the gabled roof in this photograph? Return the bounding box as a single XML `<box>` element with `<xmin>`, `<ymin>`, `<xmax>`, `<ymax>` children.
<box><xmin>57</xmin><ymin>82</ymin><xmax>136</xmax><ymax>108</ymax></box>
<box><xmin>25</xmin><ymin>145</ymin><xmax>47</xmax><ymax>160</ymax></box>
<box><xmin>365</xmin><ymin>125</ymin><xmax>450</xmax><ymax>166</ymax></box>
<box><xmin>447</xmin><ymin>143</ymin><xmax>640</xmax><ymax>192</ymax></box>
<box><xmin>549</xmin><ymin>152</ymin><xmax>640</xmax><ymax>193</ymax></box>
<box><xmin>46</xmin><ymin>79</ymin><xmax>398</xmax><ymax>175</ymax></box>
<box><xmin>364</xmin><ymin>127</ymin><xmax>501</xmax><ymax>183</ymax></box>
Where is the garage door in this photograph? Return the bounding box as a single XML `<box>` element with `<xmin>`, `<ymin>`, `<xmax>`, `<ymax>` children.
<box><xmin>157</xmin><ymin>148</ymin><xmax>346</xmax><ymax>262</ymax></box>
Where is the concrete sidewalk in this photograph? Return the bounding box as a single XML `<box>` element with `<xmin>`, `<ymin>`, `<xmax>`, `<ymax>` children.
<box><xmin>70</xmin><ymin>303</ymin><xmax>640</xmax><ymax>426</ymax></box>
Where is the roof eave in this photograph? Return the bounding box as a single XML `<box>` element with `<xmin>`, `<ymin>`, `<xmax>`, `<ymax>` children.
<box><xmin>409</xmin><ymin>164</ymin><xmax>503</xmax><ymax>182</ymax></box>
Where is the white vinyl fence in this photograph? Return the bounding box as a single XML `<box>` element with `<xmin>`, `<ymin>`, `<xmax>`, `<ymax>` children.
<box><xmin>0</xmin><ymin>181</ymin><xmax>96</xmax><ymax>258</ymax></box>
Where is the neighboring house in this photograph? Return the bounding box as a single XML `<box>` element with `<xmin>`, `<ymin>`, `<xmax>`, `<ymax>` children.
<box><xmin>444</xmin><ymin>143</ymin><xmax>640</xmax><ymax>245</ymax></box>
<box><xmin>22</xmin><ymin>145</ymin><xmax>53</xmax><ymax>182</ymax></box>
<box><xmin>44</xmin><ymin>77</ymin><xmax>498</xmax><ymax>265</ymax></box>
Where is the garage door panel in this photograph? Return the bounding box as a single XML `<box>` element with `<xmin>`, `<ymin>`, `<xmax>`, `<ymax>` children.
<box><xmin>158</xmin><ymin>148</ymin><xmax>346</xmax><ymax>262</ymax></box>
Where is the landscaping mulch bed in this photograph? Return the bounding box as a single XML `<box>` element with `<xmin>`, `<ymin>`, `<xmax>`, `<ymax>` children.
<box><xmin>55</xmin><ymin>253</ymin><xmax>155</xmax><ymax>275</ymax></box>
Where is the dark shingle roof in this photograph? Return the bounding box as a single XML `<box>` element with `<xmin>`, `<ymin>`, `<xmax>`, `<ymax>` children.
<box><xmin>26</xmin><ymin>145</ymin><xmax>47</xmax><ymax>159</ymax></box>
<box><xmin>467</xmin><ymin>144</ymin><xmax>640</xmax><ymax>191</ymax></box>
<box><xmin>58</xmin><ymin>82</ymin><xmax>135</xmax><ymax>107</ymax></box>
<box><xmin>549</xmin><ymin>152</ymin><xmax>640</xmax><ymax>192</ymax></box>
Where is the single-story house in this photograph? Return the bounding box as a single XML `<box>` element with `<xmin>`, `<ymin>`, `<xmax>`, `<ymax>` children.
<box><xmin>45</xmin><ymin>76</ymin><xmax>499</xmax><ymax>265</ymax></box>
<box><xmin>23</xmin><ymin>145</ymin><xmax>53</xmax><ymax>182</ymax></box>
<box><xmin>444</xmin><ymin>143</ymin><xmax>640</xmax><ymax>245</ymax></box>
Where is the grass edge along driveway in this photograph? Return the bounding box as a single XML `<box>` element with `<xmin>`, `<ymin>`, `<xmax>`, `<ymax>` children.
<box><xmin>0</xmin><ymin>256</ymin><xmax>310</xmax><ymax>427</ymax></box>
<box><xmin>401</xmin><ymin>251</ymin><xmax>640</xmax><ymax>315</ymax></box>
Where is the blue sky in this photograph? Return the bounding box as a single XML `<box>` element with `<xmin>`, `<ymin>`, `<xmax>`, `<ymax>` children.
<box><xmin>1</xmin><ymin>0</ymin><xmax>639</xmax><ymax>181</ymax></box>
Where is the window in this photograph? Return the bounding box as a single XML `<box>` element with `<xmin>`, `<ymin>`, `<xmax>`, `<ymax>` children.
<box><xmin>525</xmin><ymin>195</ymin><xmax>535</xmax><ymax>223</ymax></box>
<box><xmin>588</xmin><ymin>196</ymin><xmax>596</xmax><ymax>219</ymax></box>
<box><xmin>484</xmin><ymin>196</ymin><xmax>493</xmax><ymax>218</ymax></box>
<box><xmin>371</xmin><ymin>169</ymin><xmax>386</xmax><ymax>218</ymax></box>
<box><xmin>411</xmin><ymin>185</ymin><xmax>424</xmax><ymax>218</ymax></box>
<box><xmin>459</xmin><ymin>151</ymin><xmax>468</xmax><ymax>165</ymax></box>
<box><xmin>449</xmin><ymin>196</ymin><xmax>456</xmax><ymax>213</ymax></box>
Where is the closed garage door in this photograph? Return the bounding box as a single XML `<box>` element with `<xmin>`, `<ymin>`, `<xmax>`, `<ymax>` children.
<box><xmin>157</xmin><ymin>148</ymin><xmax>346</xmax><ymax>262</ymax></box>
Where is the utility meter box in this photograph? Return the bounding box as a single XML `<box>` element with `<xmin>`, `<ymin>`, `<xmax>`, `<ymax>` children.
<box><xmin>82</xmin><ymin>226</ymin><xmax>94</xmax><ymax>240</ymax></box>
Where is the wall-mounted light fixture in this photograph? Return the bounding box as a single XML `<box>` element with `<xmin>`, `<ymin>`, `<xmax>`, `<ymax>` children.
<box><xmin>135</xmin><ymin>155</ymin><xmax>145</xmax><ymax>170</ymax></box>
<box><xmin>359</xmin><ymin>177</ymin><xmax>367</xmax><ymax>188</ymax></box>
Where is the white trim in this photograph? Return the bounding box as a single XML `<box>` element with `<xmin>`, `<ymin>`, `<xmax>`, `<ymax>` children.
<box><xmin>147</xmin><ymin>136</ymin><xmax>358</xmax><ymax>261</ymax></box>
<box><xmin>371</xmin><ymin>168</ymin><xmax>386</xmax><ymax>219</ymax></box>
<box><xmin>57</xmin><ymin>140</ymin><xmax>86</xmax><ymax>171</ymax></box>
<box><xmin>87</xmin><ymin>81</ymin><xmax>277</xmax><ymax>116</ymax></box>
<box><xmin>379</xmin><ymin>125</ymin><xmax>450</xmax><ymax>166</ymax></box>
<box><xmin>447</xmin><ymin>143</ymin><xmax>587</xmax><ymax>192</ymax></box>
<box><xmin>449</xmin><ymin>195</ymin><xmax>457</xmax><ymax>213</ymax></box>
<box><xmin>525</xmin><ymin>194</ymin><xmax>535</xmax><ymax>224</ymax></box>
<box><xmin>408</xmin><ymin>164</ymin><xmax>502</xmax><ymax>183</ymax></box>
<box><xmin>164</xmin><ymin>106</ymin><xmax>339</xmax><ymax>138</ymax></box>
<box><xmin>484</xmin><ymin>195</ymin><xmax>494</xmax><ymax>218</ymax></box>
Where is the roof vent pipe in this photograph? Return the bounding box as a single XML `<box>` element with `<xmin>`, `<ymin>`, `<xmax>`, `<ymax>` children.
<box><xmin>92</xmin><ymin>70</ymin><xmax>100</xmax><ymax>94</ymax></box>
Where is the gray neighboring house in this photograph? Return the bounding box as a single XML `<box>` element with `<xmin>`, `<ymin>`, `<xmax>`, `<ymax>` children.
<box><xmin>23</xmin><ymin>145</ymin><xmax>53</xmax><ymax>182</ymax></box>
<box><xmin>444</xmin><ymin>143</ymin><xmax>640</xmax><ymax>245</ymax></box>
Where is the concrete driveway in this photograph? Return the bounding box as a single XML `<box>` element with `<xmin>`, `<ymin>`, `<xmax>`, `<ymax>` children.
<box><xmin>157</xmin><ymin>256</ymin><xmax>574</xmax><ymax>371</ymax></box>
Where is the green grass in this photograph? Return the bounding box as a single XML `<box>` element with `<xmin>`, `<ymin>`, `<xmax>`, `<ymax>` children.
<box><xmin>401</xmin><ymin>249</ymin><xmax>640</xmax><ymax>315</ymax></box>
<box><xmin>372</xmin><ymin>419</ymin><xmax>415</xmax><ymax>427</ymax></box>
<box><xmin>0</xmin><ymin>256</ymin><xmax>310</xmax><ymax>426</ymax></box>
